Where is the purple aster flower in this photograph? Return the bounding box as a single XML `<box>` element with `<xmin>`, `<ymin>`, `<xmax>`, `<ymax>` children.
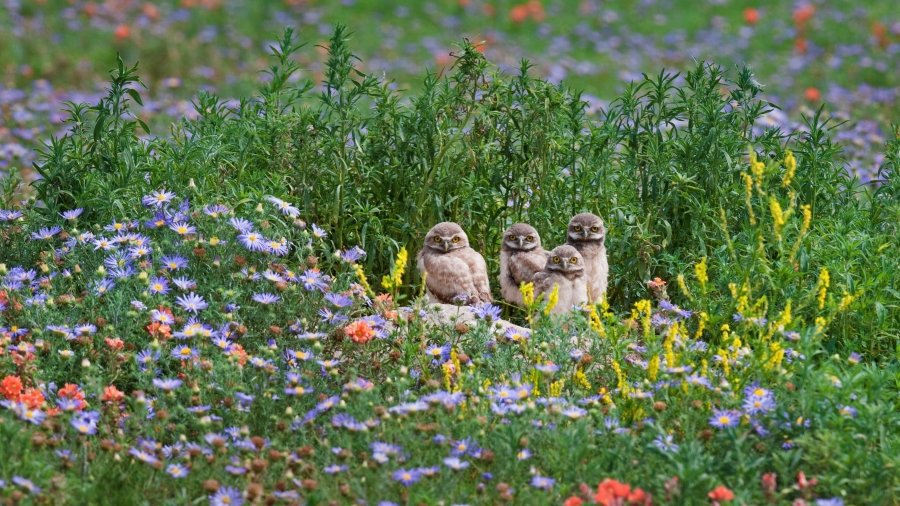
<box><xmin>311</xmin><ymin>224</ymin><xmax>327</xmax><ymax>239</ymax></box>
<box><xmin>91</xmin><ymin>278</ymin><xmax>116</xmax><ymax>296</ymax></box>
<box><xmin>148</xmin><ymin>276</ymin><xmax>170</xmax><ymax>295</ymax></box>
<box><xmin>16</xmin><ymin>404</ymin><xmax>46</xmax><ymax>425</ymax></box>
<box><xmin>340</xmin><ymin>246</ymin><xmax>365</xmax><ymax>263</ymax></box>
<box><xmin>59</xmin><ymin>208</ymin><xmax>84</xmax><ymax>220</ymax></box>
<box><xmin>709</xmin><ymin>409</ymin><xmax>741</xmax><ymax>429</ymax></box>
<box><xmin>229</xmin><ymin>217</ymin><xmax>254</xmax><ymax>232</ymax></box>
<box><xmin>203</xmin><ymin>204</ymin><xmax>229</xmax><ymax>217</ymax></box>
<box><xmin>472</xmin><ymin>302</ymin><xmax>501</xmax><ymax>321</ymax></box>
<box><xmin>848</xmin><ymin>352</ymin><xmax>861</xmax><ymax>365</ymax></box>
<box><xmin>160</xmin><ymin>254</ymin><xmax>188</xmax><ymax>271</ymax></box>
<box><xmin>172</xmin><ymin>277</ymin><xmax>196</xmax><ymax>291</ymax></box>
<box><xmin>12</xmin><ymin>476</ymin><xmax>41</xmax><ymax>494</ymax></box>
<box><xmin>743</xmin><ymin>383</ymin><xmax>774</xmax><ymax>401</ymax></box>
<box><xmin>171</xmin><ymin>345</ymin><xmax>198</xmax><ymax>360</ymax></box>
<box><xmin>503</xmin><ymin>327</ymin><xmax>530</xmax><ymax>343</ymax></box>
<box><xmin>169</xmin><ymin>222</ymin><xmax>196</xmax><ymax>235</ymax></box>
<box><xmin>530</xmin><ymin>475</ymin><xmax>555</xmax><ymax>490</ymax></box>
<box><xmin>324</xmin><ymin>292</ymin><xmax>353</xmax><ymax>307</ymax></box>
<box><xmin>653</xmin><ymin>434</ymin><xmax>679</xmax><ymax>452</ymax></box>
<box><xmin>561</xmin><ymin>406</ymin><xmax>587</xmax><ymax>419</ymax></box>
<box><xmin>152</xmin><ymin>378</ymin><xmax>183</xmax><ymax>391</ymax></box>
<box><xmin>443</xmin><ymin>457</ymin><xmax>470</xmax><ymax>470</ymax></box>
<box><xmin>324</xmin><ymin>464</ymin><xmax>347</xmax><ymax>474</ymax></box>
<box><xmin>144</xmin><ymin>211</ymin><xmax>170</xmax><ymax>229</ymax></box>
<box><xmin>743</xmin><ymin>394</ymin><xmax>777</xmax><ymax>415</ymax></box>
<box><xmin>71</xmin><ymin>415</ymin><xmax>98</xmax><ymax>435</ymax></box>
<box><xmin>318</xmin><ymin>307</ymin><xmax>347</xmax><ymax>325</ymax></box>
<box><xmin>142</xmin><ymin>190</ymin><xmax>177</xmax><ymax>207</ymax></box>
<box><xmin>31</xmin><ymin>226</ymin><xmax>61</xmax><ymax>240</ymax></box>
<box><xmin>838</xmin><ymin>405</ymin><xmax>857</xmax><ymax>418</ymax></box>
<box><xmin>176</xmin><ymin>293</ymin><xmax>208</xmax><ymax>314</ymax></box>
<box><xmin>264</xmin><ymin>238</ymin><xmax>290</xmax><ymax>256</ymax></box>
<box><xmin>237</xmin><ymin>231</ymin><xmax>266</xmax><ymax>252</ymax></box>
<box><xmin>209</xmin><ymin>486</ymin><xmax>244</xmax><ymax>506</ymax></box>
<box><xmin>301</xmin><ymin>269</ymin><xmax>327</xmax><ymax>292</ymax></box>
<box><xmin>267</xmin><ymin>196</ymin><xmax>300</xmax><ymax>217</ymax></box>
<box><xmin>815</xmin><ymin>499</ymin><xmax>844</xmax><ymax>506</ymax></box>
<box><xmin>166</xmin><ymin>463</ymin><xmax>189</xmax><ymax>478</ymax></box>
<box><xmin>534</xmin><ymin>363</ymin><xmax>560</xmax><ymax>374</ymax></box>
<box><xmin>252</xmin><ymin>293</ymin><xmax>281</xmax><ymax>305</ymax></box>
<box><xmin>392</xmin><ymin>468</ymin><xmax>421</xmax><ymax>486</ymax></box>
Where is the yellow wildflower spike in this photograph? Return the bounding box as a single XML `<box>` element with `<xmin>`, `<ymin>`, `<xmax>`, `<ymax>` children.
<box><xmin>543</xmin><ymin>284</ymin><xmax>559</xmax><ymax>315</ymax></box>
<box><xmin>783</xmin><ymin>150</ymin><xmax>797</xmax><ymax>187</ymax></box>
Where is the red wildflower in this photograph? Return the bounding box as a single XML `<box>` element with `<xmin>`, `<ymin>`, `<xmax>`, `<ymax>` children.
<box><xmin>792</xmin><ymin>4</ymin><xmax>815</xmax><ymax>26</ymax></box>
<box><xmin>743</xmin><ymin>8</ymin><xmax>759</xmax><ymax>25</ymax></box>
<box><xmin>563</xmin><ymin>497</ymin><xmax>584</xmax><ymax>506</ymax></box>
<box><xmin>344</xmin><ymin>320</ymin><xmax>374</xmax><ymax>344</ymax></box>
<box><xmin>762</xmin><ymin>473</ymin><xmax>777</xmax><ymax>501</ymax></box>
<box><xmin>595</xmin><ymin>479</ymin><xmax>631</xmax><ymax>505</ymax></box>
<box><xmin>797</xmin><ymin>471</ymin><xmax>817</xmax><ymax>497</ymax></box>
<box><xmin>708</xmin><ymin>485</ymin><xmax>734</xmax><ymax>502</ymax></box>
<box><xmin>0</xmin><ymin>375</ymin><xmax>23</xmax><ymax>400</ymax></box>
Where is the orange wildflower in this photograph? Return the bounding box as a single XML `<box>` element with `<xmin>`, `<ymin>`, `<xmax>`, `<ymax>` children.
<box><xmin>146</xmin><ymin>321</ymin><xmax>172</xmax><ymax>338</ymax></box>
<box><xmin>101</xmin><ymin>385</ymin><xmax>126</xmax><ymax>403</ymax></box>
<box><xmin>105</xmin><ymin>337</ymin><xmax>124</xmax><ymax>350</ymax></box>
<box><xmin>0</xmin><ymin>375</ymin><xmax>23</xmax><ymax>400</ymax></box>
<box><xmin>595</xmin><ymin>478</ymin><xmax>631</xmax><ymax>505</ymax></box>
<box><xmin>20</xmin><ymin>388</ymin><xmax>45</xmax><ymax>409</ymax></box>
<box><xmin>804</xmin><ymin>87</ymin><xmax>821</xmax><ymax>102</ymax></box>
<box><xmin>58</xmin><ymin>383</ymin><xmax>85</xmax><ymax>401</ymax></box>
<box><xmin>114</xmin><ymin>24</ymin><xmax>131</xmax><ymax>41</ymax></box>
<box><xmin>563</xmin><ymin>497</ymin><xmax>584</xmax><ymax>506</ymax></box>
<box><xmin>708</xmin><ymin>485</ymin><xmax>735</xmax><ymax>502</ymax></box>
<box><xmin>344</xmin><ymin>320</ymin><xmax>374</xmax><ymax>344</ymax></box>
<box><xmin>510</xmin><ymin>4</ymin><xmax>528</xmax><ymax>22</ymax></box>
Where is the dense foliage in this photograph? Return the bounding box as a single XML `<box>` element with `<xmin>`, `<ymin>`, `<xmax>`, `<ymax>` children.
<box><xmin>1</xmin><ymin>27</ymin><xmax>899</xmax><ymax>505</ymax></box>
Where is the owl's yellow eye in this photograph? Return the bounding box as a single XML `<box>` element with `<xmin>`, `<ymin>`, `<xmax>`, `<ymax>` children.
<box><xmin>508</xmin><ymin>235</ymin><xmax>517</xmax><ymax>241</ymax></box>
<box><xmin>525</xmin><ymin>236</ymin><xmax>533</xmax><ymax>241</ymax></box>
<box><xmin>434</xmin><ymin>237</ymin><xmax>442</xmax><ymax>242</ymax></box>
<box><xmin>570</xmin><ymin>257</ymin><xmax>578</xmax><ymax>264</ymax></box>
<box><xmin>553</xmin><ymin>256</ymin><xmax>561</xmax><ymax>263</ymax></box>
<box><xmin>591</xmin><ymin>226</ymin><xmax>599</xmax><ymax>232</ymax></box>
<box><xmin>574</xmin><ymin>226</ymin><xmax>582</xmax><ymax>231</ymax></box>
<box><xmin>452</xmin><ymin>236</ymin><xmax>460</xmax><ymax>243</ymax></box>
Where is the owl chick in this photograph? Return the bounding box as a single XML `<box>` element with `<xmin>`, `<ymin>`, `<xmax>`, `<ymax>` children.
<box><xmin>533</xmin><ymin>245</ymin><xmax>588</xmax><ymax>315</ymax></box>
<box><xmin>564</xmin><ymin>212</ymin><xmax>609</xmax><ymax>303</ymax></box>
<box><xmin>499</xmin><ymin>223</ymin><xmax>549</xmax><ymax>306</ymax></box>
<box><xmin>417</xmin><ymin>222</ymin><xmax>493</xmax><ymax>305</ymax></box>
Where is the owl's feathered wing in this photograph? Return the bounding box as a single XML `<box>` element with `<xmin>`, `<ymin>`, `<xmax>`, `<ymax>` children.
<box><xmin>462</xmin><ymin>248</ymin><xmax>493</xmax><ymax>303</ymax></box>
<box><xmin>417</xmin><ymin>248</ymin><xmax>492</xmax><ymax>304</ymax></box>
<box><xmin>566</xmin><ymin>241</ymin><xmax>608</xmax><ymax>303</ymax></box>
<box><xmin>500</xmin><ymin>249</ymin><xmax>548</xmax><ymax>305</ymax></box>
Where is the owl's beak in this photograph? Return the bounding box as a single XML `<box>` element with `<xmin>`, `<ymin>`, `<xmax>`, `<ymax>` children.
<box><xmin>516</xmin><ymin>238</ymin><xmax>524</xmax><ymax>247</ymax></box>
<box><xmin>443</xmin><ymin>242</ymin><xmax>450</xmax><ymax>252</ymax></box>
<box><xmin>582</xmin><ymin>230</ymin><xmax>590</xmax><ymax>239</ymax></box>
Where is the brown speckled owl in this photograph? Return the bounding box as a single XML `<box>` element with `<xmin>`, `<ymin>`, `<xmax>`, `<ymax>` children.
<box><xmin>416</xmin><ymin>222</ymin><xmax>492</xmax><ymax>305</ymax></box>
<box><xmin>564</xmin><ymin>212</ymin><xmax>609</xmax><ymax>303</ymax></box>
<box><xmin>533</xmin><ymin>245</ymin><xmax>588</xmax><ymax>315</ymax></box>
<box><xmin>499</xmin><ymin>223</ymin><xmax>549</xmax><ymax>306</ymax></box>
